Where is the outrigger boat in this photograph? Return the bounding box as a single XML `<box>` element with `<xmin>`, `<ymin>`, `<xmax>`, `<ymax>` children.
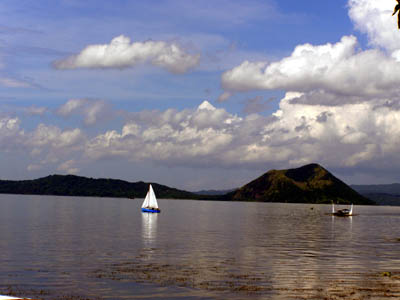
<box><xmin>331</xmin><ymin>203</ymin><xmax>353</xmax><ymax>217</ymax></box>
<box><xmin>141</xmin><ymin>184</ymin><xmax>161</xmax><ymax>213</ymax></box>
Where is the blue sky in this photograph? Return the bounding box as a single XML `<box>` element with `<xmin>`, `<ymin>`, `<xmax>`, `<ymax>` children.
<box><xmin>0</xmin><ymin>0</ymin><xmax>351</xmax><ymax>109</ymax></box>
<box><xmin>1</xmin><ymin>0</ymin><xmax>400</xmax><ymax>190</ymax></box>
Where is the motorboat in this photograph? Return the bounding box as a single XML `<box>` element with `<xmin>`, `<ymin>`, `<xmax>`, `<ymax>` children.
<box><xmin>331</xmin><ymin>203</ymin><xmax>353</xmax><ymax>216</ymax></box>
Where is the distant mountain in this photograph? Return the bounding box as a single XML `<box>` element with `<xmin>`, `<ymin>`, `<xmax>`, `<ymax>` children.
<box><xmin>194</xmin><ymin>189</ymin><xmax>236</xmax><ymax>196</ymax></box>
<box><xmin>351</xmin><ymin>183</ymin><xmax>400</xmax><ymax>195</ymax></box>
<box><xmin>351</xmin><ymin>184</ymin><xmax>400</xmax><ymax>205</ymax></box>
<box><xmin>0</xmin><ymin>175</ymin><xmax>205</xmax><ymax>200</ymax></box>
<box><xmin>0</xmin><ymin>165</ymin><xmax>376</xmax><ymax>204</ymax></box>
<box><xmin>225</xmin><ymin>163</ymin><xmax>374</xmax><ymax>205</ymax></box>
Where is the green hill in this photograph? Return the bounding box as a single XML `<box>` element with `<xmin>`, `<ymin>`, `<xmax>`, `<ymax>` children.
<box><xmin>225</xmin><ymin>163</ymin><xmax>374</xmax><ymax>204</ymax></box>
<box><xmin>0</xmin><ymin>164</ymin><xmax>376</xmax><ymax>204</ymax></box>
<box><xmin>0</xmin><ymin>175</ymin><xmax>203</xmax><ymax>199</ymax></box>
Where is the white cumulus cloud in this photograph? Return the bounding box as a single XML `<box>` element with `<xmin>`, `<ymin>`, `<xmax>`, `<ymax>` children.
<box><xmin>84</xmin><ymin>101</ymin><xmax>240</xmax><ymax>166</ymax></box>
<box><xmin>0</xmin><ymin>117</ymin><xmax>22</xmax><ymax>151</ymax></box>
<box><xmin>222</xmin><ymin>35</ymin><xmax>400</xmax><ymax>100</ymax></box>
<box><xmin>57</xmin><ymin>159</ymin><xmax>80</xmax><ymax>174</ymax></box>
<box><xmin>53</xmin><ymin>35</ymin><xmax>200</xmax><ymax>74</ymax></box>
<box><xmin>348</xmin><ymin>0</ymin><xmax>400</xmax><ymax>57</ymax></box>
<box><xmin>57</xmin><ymin>98</ymin><xmax>111</xmax><ymax>125</ymax></box>
<box><xmin>79</xmin><ymin>98</ymin><xmax>400</xmax><ymax>174</ymax></box>
<box><xmin>2</xmin><ymin>96</ymin><xmax>400</xmax><ymax>184</ymax></box>
<box><xmin>28</xmin><ymin>124</ymin><xmax>85</xmax><ymax>150</ymax></box>
<box><xmin>220</xmin><ymin>2</ymin><xmax>400</xmax><ymax>106</ymax></box>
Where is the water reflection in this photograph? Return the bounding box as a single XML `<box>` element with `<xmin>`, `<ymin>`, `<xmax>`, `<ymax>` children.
<box><xmin>141</xmin><ymin>212</ymin><xmax>158</xmax><ymax>244</ymax></box>
<box><xmin>2</xmin><ymin>196</ymin><xmax>400</xmax><ymax>300</ymax></box>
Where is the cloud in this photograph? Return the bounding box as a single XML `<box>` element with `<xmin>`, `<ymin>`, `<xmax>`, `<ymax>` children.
<box><xmin>0</xmin><ymin>77</ymin><xmax>33</xmax><ymax>88</ymax></box>
<box><xmin>57</xmin><ymin>98</ymin><xmax>85</xmax><ymax>115</ymax></box>
<box><xmin>79</xmin><ymin>98</ymin><xmax>400</xmax><ymax>173</ymax></box>
<box><xmin>0</xmin><ymin>44</ymin><xmax>34</xmax><ymax>89</ymax></box>
<box><xmin>0</xmin><ymin>55</ymin><xmax>34</xmax><ymax>88</ymax></box>
<box><xmin>24</xmin><ymin>125</ymin><xmax>86</xmax><ymax>174</ymax></box>
<box><xmin>57</xmin><ymin>98</ymin><xmax>111</xmax><ymax>125</ymax></box>
<box><xmin>24</xmin><ymin>106</ymin><xmax>48</xmax><ymax>116</ymax></box>
<box><xmin>242</xmin><ymin>96</ymin><xmax>272</xmax><ymax>114</ymax></box>
<box><xmin>348</xmin><ymin>0</ymin><xmax>400</xmax><ymax>56</ymax></box>
<box><xmin>0</xmin><ymin>116</ymin><xmax>21</xmax><ymax>147</ymax></box>
<box><xmin>28</xmin><ymin>124</ymin><xmax>84</xmax><ymax>149</ymax></box>
<box><xmin>57</xmin><ymin>159</ymin><xmax>79</xmax><ymax>174</ymax></box>
<box><xmin>272</xmin><ymin>92</ymin><xmax>400</xmax><ymax>170</ymax></box>
<box><xmin>285</xmin><ymin>90</ymin><xmax>366</xmax><ymax>107</ymax></box>
<box><xmin>84</xmin><ymin>101</ymin><xmax>240</xmax><ymax>166</ymax></box>
<box><xmin>0</xmin><ymin>116</ymin><xmax>84</xmax><ymax>168</ymax></box>
<box><xmin>0</xmin><ymin>116</ymin><xmax>19</xmax><ymax>131</ymax></box>
<box><xmin>217</xmin><ymin>91</ymin><xmax>232</xmax><ymax>102</ymax></box>
<box><xmin>2</xmin><ymin>0</ymin><xmax>400</xmax><ymax>187</ymax></box>
<box><xmin>211</xmin><ymin>1</ymin><xmax>400</xmax><ymax>178</ymax></box>
<box><xmin>222</xmin><ymin>35</ymin><xmax>400</xmax><ymax>100</ymax></box>
<box><xmin>27</xmin><ymin>164</ymin><xmax>43</xmax><ymax>171</ymax></box>
<box><xmin>2</xmin><ymin>96</ymin><xmax>400</xmax><ymax>184</ymax></box>
<box><xmin>53</xmin><ymin>35</ymin><xmax>200</xmax><ymax>74</ymax></box>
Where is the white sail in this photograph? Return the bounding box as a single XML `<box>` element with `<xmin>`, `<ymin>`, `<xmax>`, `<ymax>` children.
<box><xmin>142</xmin><ymin>191</ymin><xmax>150</xmax><ymax>208</ymax></box>
<box><xmin>148</xmin><ymin>184</ymin><xmax>159</xmax><ymax>208</ymax></box>
<box><xmin>142</xmin><ymin>184</ymin><xmax>158</xmax><ymax>209</ymax></box>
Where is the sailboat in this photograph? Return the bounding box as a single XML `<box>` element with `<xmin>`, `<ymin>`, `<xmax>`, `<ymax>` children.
<box><xmin>141</xmin><ymin>184</ymin><xmax>161</xmax><ymax>213</ymax></box>
<box><xmin>331</xmin><ymin>203</ymin><xmax>353</xmax><ymax>216</ymax></box>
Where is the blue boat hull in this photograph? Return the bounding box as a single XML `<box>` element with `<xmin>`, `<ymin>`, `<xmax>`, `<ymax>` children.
<box><xmin>141</xmin><ymin>208</ymin><xmax>161</xmax><ymax>213</ymax></box>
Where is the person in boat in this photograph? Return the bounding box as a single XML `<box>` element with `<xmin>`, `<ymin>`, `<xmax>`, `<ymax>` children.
<box><xmin>393</xmin><ymin>0</ymin><xmax>400</xmax><ymax>29</ymax></box>
<box><xmin>334</xmin><ymin>208</ymin><xmax>351</xmax><ymax>216</ymax></box>
<box><xmin>331</xmin><ymin>203</ymin><xmax>353</xmax><ymax>216</ymax></box>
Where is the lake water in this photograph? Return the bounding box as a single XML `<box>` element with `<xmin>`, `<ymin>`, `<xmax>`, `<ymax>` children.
<box><xmin>1</xmin><ymin>194</ymin><xmax>400</xmax><ymax>300</ymax></box>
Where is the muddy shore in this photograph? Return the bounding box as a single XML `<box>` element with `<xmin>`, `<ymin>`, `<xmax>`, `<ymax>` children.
<box><xmin>3</xmin><ymin>255</ymin><xmax>400</xmax><ymax>300</ymax></box>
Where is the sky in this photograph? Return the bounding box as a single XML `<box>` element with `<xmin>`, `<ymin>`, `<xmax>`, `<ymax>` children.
<box><xmin>1</xmin><ymin>0</ymin><xmax>400</xmax><ymax>191</ymax></box>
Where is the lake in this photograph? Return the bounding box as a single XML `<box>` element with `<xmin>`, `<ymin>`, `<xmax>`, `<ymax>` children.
<box><xmin>1</xmin><ymin>194</ymin><xmax>400</xmax><ymax>299</ymax></box>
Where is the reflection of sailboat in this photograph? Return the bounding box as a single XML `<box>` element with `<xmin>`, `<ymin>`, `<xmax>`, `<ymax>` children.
<box><xmin>141</xmin><ymin>184</ymin><xmax>161</xmax><ymax>213</ymax></box>
<box><xmin>141</xmin><ymin>212</ymin><xmax>158</xmax><ymax>242</ymax></box>
<box><xmin>140</xmin><ymin>212</ymin><xmax>158</xmax><ymax>260</ymax></box>
<box><xmin>331</xmin><ymin>203</ymin><xmax>353</xmax><ymax>217</ymax></box>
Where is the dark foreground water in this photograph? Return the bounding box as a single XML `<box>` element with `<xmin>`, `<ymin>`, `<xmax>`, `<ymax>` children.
<box><xmin>1</xmin><ymin>194</ymin><xmax>400</xmax><ymax>300</ymax></box>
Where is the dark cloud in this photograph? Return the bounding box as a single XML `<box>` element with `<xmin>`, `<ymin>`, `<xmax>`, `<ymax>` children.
<box><xmin>242</xmin><ymin>96</ymin><xmax>274</xmax><ymax>114</ymax></box>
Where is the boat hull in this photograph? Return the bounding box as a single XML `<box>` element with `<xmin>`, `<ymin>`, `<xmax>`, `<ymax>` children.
<box><xmin>326</xmin><ymin>213</ymin><xmax>356</xmax><ymax>217</ymax></box>
<box><xmin>141</xmin><ymin>208</ymin><xmax>161</xmax><ymax>213</ymax></box>
<box><xmin>331</xmin><ymin>212</ymin><xmax>353</xmax><ymax>217</ymax></box>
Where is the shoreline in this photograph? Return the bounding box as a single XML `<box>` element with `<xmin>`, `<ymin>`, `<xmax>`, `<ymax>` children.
<box><xmin>3</xmin><ymin>270</ymin><xmax>400</xmax><ymax>300</ymax></box>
